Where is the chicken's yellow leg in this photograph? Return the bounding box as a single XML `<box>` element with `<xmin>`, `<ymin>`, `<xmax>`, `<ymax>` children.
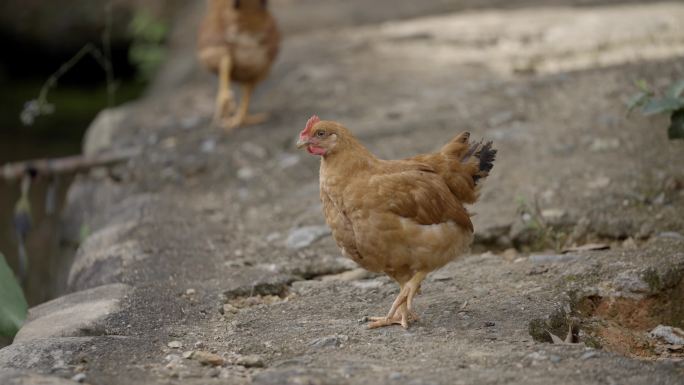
<box><xmin>366</xmin><ymin>271</ymin><xmax>427</xmax><ymax>329</ymax></box>
<box><xmin>213</xmin><ymin>54</ymin><xmax>234</xmax><ymax>127</ymax></box>
<box><xmin>368</xmin><ymin>299</ymin><xmax>410</xmax><ymax>329</ymax></box>
<box><xmin>385</xmin><ymin>271</ymin><xmax>427</xmax><ymax>321</ymax></box>
<box><xmin>226</xmin><ymin>83</ymin><xmax>268</xmax><ymax>129</ymax></box>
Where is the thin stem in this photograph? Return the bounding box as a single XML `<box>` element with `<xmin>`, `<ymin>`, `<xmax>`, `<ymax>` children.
<box><xmin>34</xmin><ymin>1</ymin><xmax>116</xmax><ymax>114</ymax></box>
<box><xmin>102</xmin><ymin>1</ymin><xmax>115</xmax><ymax>109</ymax></box>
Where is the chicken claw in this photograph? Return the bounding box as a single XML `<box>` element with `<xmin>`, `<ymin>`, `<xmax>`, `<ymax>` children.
<box><xmin>224</xmin><ymin>112</ymin><xmax>269</xmax><ymax>130</ymax></box>
<box><xmin>366</xmin><ymin>305</ymin><xmax>419</xmax><ymax>329</ymax></box>
<box><xmin>368</xmin><ymin>315</ymin><xmax>407</xmax><ymax>329</ymax></box>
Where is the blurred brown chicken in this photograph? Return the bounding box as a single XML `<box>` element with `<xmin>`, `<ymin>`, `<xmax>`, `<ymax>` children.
<box><xmin>198</xmin><ymin>0</ymin><xmax>280</xmax><ymax>130</ymax></box>
<box><xmin>297</xmin><ymin>116</ymin><xmax>496</xmax><ymax>328</ymax></box>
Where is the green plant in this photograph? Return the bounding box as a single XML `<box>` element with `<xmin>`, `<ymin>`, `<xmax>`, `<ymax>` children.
<box><xmin>627</xmin><ymin>79</ymin><xmax>684</xmax><ymax>140</ymax></box>
<box><xmin>20</xmin><ymin>3</ymin><xmax>115</xmax><ymax>126</ymax></box>
<box><xmin>0</xmin><ymin>252</ymin><xmax>28</xmax><ymax>338</ymax></box>
<box><xmin>128</xmin><ymin>11</ymin><xmax>168</xmax><ymax>81</ymax></box>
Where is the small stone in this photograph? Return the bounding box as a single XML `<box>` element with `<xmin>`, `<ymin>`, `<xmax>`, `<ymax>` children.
<box><xmin>652</xmin><ymin>192</ymin><xmax>666</xmax><ymax>205</ymax></box>
<box><xmin>186</xmin><ymin>288</ymin><xmax>196</xmax><ymax>296</ymax></box>
<box><xmin>649</xmin><ymin>325</ymin><xmax>684</xmax><ymax>345</ymax></box>
<box><xmin>389</xmin><ymin>372</ymin><xmax>403</xmax><ymax>380</ymax></box>
<box><xmin>278</xmin><ymin>153</ymin><xmax>300</xmax><ymax>169</ymax></box>
<box><xmin>266</xmin><ymin>232</ymin><xmax>281</xmax><ymax>243</ymax></box>
<box><xmin>527</xmin><ymin>351</ymin><xmax>547</xmax><ymax>361</ymax></box>
<box><xmin>71</xmin><ymin>373</ymin><xmax>87</xmax><ymax>383</ymax></box>
<box><xmin>529</xmin><ymin>254</ymin><xmax>578</xmax><ymax>264</ymax></box>
<box><xmin>168</xmin><ymin>341</ymin><xmax>183</xmax><ymax>349</ymax></box>
<box><xmin>562</xmin><ymin>243</ymin><xmax>609</xmax><ymax>253</ymax></box>
<box><xmin>237</xmin><ymin>167</ymin><xmax>256</xmax><ymax>180</ymax></box>
<box><xmin>235</xmin><ymin>354</ymin><xmax>264</xmax><ymax>368</ymax></box>
<box><xmin>309</xmin><ymin>334</ymin><xmax>349</xmax><ymax>349</ymax></box>
<box><xmin>589</xmin><ymin>138</ymin><xmax>620</xmax><ymax>152</ymax></box>
<box><xmin>622</xmin><ymin>237</ymin><xmax>637</xmax><ymax>250</ymax></box>
<box><xmin>528</xmin><ymin>266</ymin><xmax>549</xmax><ymax>275</ymax></box>
<box><xmin>657</xmin><ymin>232</ymin><xmax>684</xmax><ymax>240</ymax></box>
<box><xmin>165</xmin><ymin>354</ymin><xmax>182</xmax><ymax>365</ymax></box>
<box><xmin>351</xmin><ymin>279</ymin><xmax>384</xmax><ymax>290</ymax></box>
<box><xmin>612</xmin><ymin>270</ymin><xmax>650</xmax><ymax>295</ymax></box>
<box><xmin>181</xmin><ymin>116</ymin><xmax>201</xmax><ymax>130</ymax></box>
<box><xmin>193</xmin><ymin>351</ymin><xmax>225</xmax><ymax>366</ymax></box>
<box><xmin>201</xmin><ymin>139</ymin><xmax>217</xmax><ymax>153</ymax></box>
<box><xmin>194</xmin><ymin>341</ymin><xmax>205</xmax><ymax>349</ymax></box>
<box><xmin>182</xmin><ymin>351</ymin><xmax>194</xmax><ymax>359</ymax></box>
<box><xmin>580</xmin><ymin>351</ymin><xmax>598</xmax><ymax>360</ymax></box>
<box><xmin>484</xmin><ymin>321</ymin><xmax>496</xmax><ymax>327</ymax></box>
<box><xmin>549</xmin><ymin>355</ymin><xmax>562</xmax><ymax>363</ymax></box>
<box><xmin>286</xmin><ymin>226</ymin><xmax>331</xmax><ymax>249</ymax></box>
<box><xmin>501</xmin><ymin>248</ymin><xmax>518</xmax><ymax>262</ymax></box>
<box><xmin>223</xmin><ymin>304</ymin><xmax>239</xmax><ymax>314</ymax></box>
<box><xmin>541</xmin><ymin>209</ymin><xmax>566</xmax><ymax>223</ymax></box>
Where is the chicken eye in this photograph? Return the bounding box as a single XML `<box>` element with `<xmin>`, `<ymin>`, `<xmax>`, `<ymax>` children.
<box><xmin>316</xmin><ymin>131</ymin><xmax>326</xmax><ymax>137</ymax></box>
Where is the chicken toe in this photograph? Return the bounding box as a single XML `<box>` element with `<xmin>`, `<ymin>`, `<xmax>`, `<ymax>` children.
<box><xmin>223</xmin><ymin>83</ymin><xmax>270</xmax><ymax>130</ymax></box>
<box><xmin>367</xmin><ymin>305</ymin><xmax>410</xmax><ymax>329</ymax></box>
<box><xmin>225</xmin><ymin>112</ymin><xmax>269</xmax><ymax>130</ymax></box>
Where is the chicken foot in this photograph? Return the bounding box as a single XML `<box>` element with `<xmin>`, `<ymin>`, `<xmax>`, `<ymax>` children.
<box><xmin>367</xmin><ymin>303</ymin><xmax>418</xmax><ymax>329</ymax></box>
<box><xmin>213</xmin><ymin>54</ymin><xmax>236</xmax><ymax>128</ymax></box>
<box><xmin>225</xmin><ymin>83</ymin><xmax>268</xmax><ymax>130</ymax></box>
<box><xmin>367</xmin><ymin>271</ymin><xmax>427</xmax><ymax>329</ymax></box>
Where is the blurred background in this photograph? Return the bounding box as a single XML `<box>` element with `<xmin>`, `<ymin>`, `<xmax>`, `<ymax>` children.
<box><xmin>0</xmin><ymin>0</ymin><xmax>186</xmax><ymax>306</ymax></box>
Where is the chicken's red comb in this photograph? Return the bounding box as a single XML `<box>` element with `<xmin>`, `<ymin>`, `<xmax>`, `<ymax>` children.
<box><xmin>300</xmin><ymin>115</ymin><xmax>321</xmax><ymax>137</ymax></box>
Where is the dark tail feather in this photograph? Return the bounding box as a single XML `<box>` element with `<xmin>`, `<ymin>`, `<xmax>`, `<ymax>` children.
<box><xmin>473</xmin><ymin>141</ymin><xmax>496</xmax><ymax>185</ymax></box>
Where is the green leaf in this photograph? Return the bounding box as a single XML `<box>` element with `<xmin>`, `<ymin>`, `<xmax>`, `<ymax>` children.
<box><xmin>669</xmin><ymin>109</ymin><xmax>684</xmax><ymax>140</ymax></box>
<box><xmin>642</xmin><ymin>97</ymin><xmax>684</xmax><ymax>116</ymax></box>
<box><xmin>0</xmin><ymin>252</ymin><xmax>27</xmax><ymax>338</ymax></box>
<box><xmin>626</xmin><ymin>91</ymin><xmax>650</xmax><ymax>114</ymax></box>
<box><xmin>667</xmin><ymin>80</ymin><xmax>684</xmax><ymax>99</ymax></box>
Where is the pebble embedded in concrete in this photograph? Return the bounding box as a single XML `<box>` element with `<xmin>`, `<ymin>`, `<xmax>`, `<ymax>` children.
<box><xmin>309</xmin><ymin>334</ymin><xmax>349</xmax><ymax>349</ymax></box>
<box><xmin>234</xmin><ymin>354</ymin><xmax>264</xmax><ymax>368</ymax></box>
<box><xmin>286</xmin><ymin>225</ymin><xmax>331</xmax><ymax>249</ymax></box>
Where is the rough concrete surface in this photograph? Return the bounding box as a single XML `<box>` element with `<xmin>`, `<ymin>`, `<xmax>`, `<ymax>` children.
<box><xmin>2</xmin><ymin>0</ymin><xmax>684</xmax><ymax>384</ymax></box>
<box><xmin>14</xmin><ymin>284</ymin><xmax>132</xmax><ymax>342</ymax></box>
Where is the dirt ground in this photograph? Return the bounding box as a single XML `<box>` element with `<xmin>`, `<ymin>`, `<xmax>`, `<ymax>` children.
<box><xmin>2</xmin><ymin>1</ymin><xmax>684</xmax><ymax>384</ymax></box>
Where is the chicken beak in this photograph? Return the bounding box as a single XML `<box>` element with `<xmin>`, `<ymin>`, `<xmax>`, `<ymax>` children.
<box><xmin>296</xmin><ymin>137</ymin><xmax>309</xmax><ymax>149</ymax></box>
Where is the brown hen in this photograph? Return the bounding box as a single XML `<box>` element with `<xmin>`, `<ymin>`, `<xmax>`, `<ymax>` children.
<box><xmin>198</xmin><ymin>0</ymin><xmax>279</xmax><ymax>130</ymax></box>
<box><xmin>297</xmin><ymin>116</ymin><xmax>496</xmax><ymax>328</ymax></box>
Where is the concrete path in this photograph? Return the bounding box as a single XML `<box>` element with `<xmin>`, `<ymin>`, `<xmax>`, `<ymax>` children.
<box><xmin>2</xmin><ymin>1</ymin><xmax>684</xmax><ymax>384</ymax></box>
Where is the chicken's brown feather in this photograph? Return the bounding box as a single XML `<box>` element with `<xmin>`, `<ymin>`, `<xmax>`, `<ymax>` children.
<box><xmin>368</xmin><ymin>170</ymin><xmax>473</xmax><ymax>231</ymax></box>
<box><xmin>197</xmin><ymin>0</ymin><xmax>279</xmax><ymax>84</ymax></box>
<box><xmin>310</xmin><ymin>120</ymin><xmax>494</xmax><ymax>281</ymax></box>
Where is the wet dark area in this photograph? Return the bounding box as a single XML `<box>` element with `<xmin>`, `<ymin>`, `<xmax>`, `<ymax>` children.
<box><xmin>0</xmin><ymin>30</ymin><xmax>146</xmax><ymax>306</ymax></box>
